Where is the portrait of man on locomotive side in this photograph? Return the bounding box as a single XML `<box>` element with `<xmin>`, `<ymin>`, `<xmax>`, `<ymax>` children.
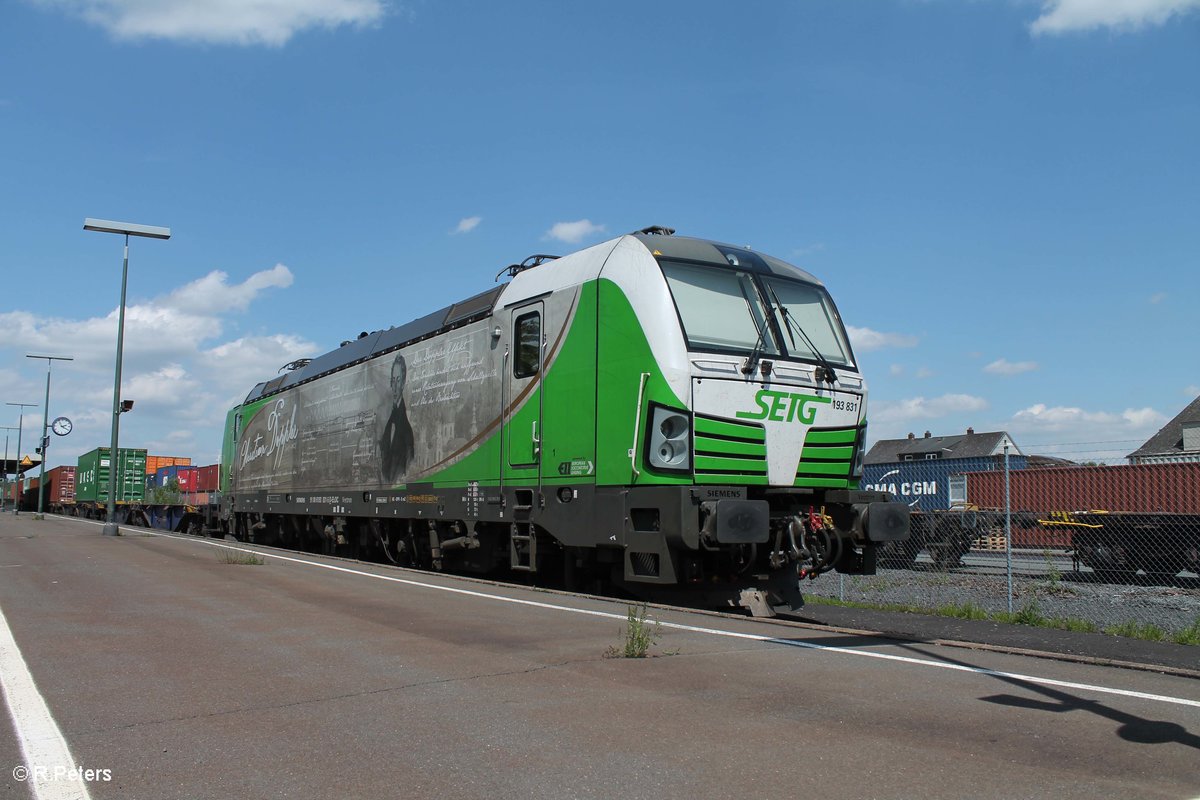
<box><xmin>380</xmin><ymin>353</ymin><xmax>415</xmax><ymax>482</ymax></box>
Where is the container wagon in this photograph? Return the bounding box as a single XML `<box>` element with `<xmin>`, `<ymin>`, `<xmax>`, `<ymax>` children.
<box><xmin>962</xmin><ymin>462</ymin><xmax>1200</xmax><ymax>578</ymax></box>
<box><xmin>23</xmin><ymin>465</ymin><xmax>77</xmax><ymax>513</ymax></box>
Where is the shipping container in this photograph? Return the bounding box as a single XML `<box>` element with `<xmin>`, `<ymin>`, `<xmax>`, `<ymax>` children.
<box><xmin>45</xmin><ymin>465</ymin><xmax>76</xmax><ymax>505</ymax></box>
<box><xmin>196</xmin><ymin>464</ymin><xmax>220</xmax><ymax>493</ymax></box>
<box><xmin>962</xmin><ymin>462</ymin><xmax>1200</xmax><ymax>514</ymax></box>
<box><xmin>76</xmin><ymin>447</ymin><xmax>148</xmax><ymax>504</ymax></box>
<box><xmin>145</xmin><ymin>455</ymin><xmax>193</xmax><ymax>475</ymax></box>
<box><xmin>862</xmin><ymin>455</ymin><xmax>1029</xmax><ymax>511</ymax></box>
<box><xmin>154</xmin><ymin>464</ymin><xmax>199</xmax><ymax>490</ymax></box>
<box><xmin>178</xmin><ymin>466</ymin><xmax>198</xmax><ymax>491</ymax></box>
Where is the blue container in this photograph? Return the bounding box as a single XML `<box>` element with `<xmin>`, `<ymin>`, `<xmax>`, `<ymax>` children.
<box><xmin>862</xmin><ymin>455</ymin><xmax>1028</xmax><ymax>511</ymax></box>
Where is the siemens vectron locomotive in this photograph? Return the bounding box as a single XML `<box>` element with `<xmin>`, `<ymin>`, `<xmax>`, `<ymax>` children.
<box><xmin>220</xmin><ymin>228</ymin><xmax>908</xmax><ymax>613</ymax></box>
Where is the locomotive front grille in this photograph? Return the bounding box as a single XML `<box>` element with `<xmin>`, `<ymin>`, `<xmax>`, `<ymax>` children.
<box><xmin>795</xmin><ymin>426</ymin><xmax>857</xmax><ymax>489</ymax></box>
<box><xmin>692</xmin><ymin>414</ymin><xmax>768</xmax><ymax>485</ymax></box>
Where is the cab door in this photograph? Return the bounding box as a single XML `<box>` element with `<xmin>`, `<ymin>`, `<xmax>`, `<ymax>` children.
<box><xmin>505</xmin><ymin>302</ymin><xmax>544</xmax><ymax>471</ymax></box>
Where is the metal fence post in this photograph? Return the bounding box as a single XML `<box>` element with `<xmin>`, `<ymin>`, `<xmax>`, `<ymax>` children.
<box><xmin>1004</xmin><ymin>439</ymin><xmax>1013</xmax><ymax>614</ymax></box>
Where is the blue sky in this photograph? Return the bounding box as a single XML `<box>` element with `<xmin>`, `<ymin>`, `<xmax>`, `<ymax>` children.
<box><xmin>2</xmin><ymin>0</ymin><xmax>1198</xmax><ymax>469</ymax></box>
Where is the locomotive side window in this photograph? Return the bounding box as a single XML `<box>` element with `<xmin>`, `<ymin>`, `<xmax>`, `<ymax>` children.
<box><xmin>513</xmin><ymin>311</ymin><xmax>541</xmax><ymax>378</ymax></box>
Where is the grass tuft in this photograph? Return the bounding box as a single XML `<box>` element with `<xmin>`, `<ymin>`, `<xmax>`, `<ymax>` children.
<box><xmin>1103</xmin><ymin>620</ymin><xmax>1167</xmax><ymax>641</ymax></box>
<box><xmin>1172</xmin><ymin>617</ymin><xmax>1200</xmax><ymax>646</ymax></box>
<box><xmin>216</xmin><ymin>549</ymin><xmax>265</xmax><ymax>565</ymax></box>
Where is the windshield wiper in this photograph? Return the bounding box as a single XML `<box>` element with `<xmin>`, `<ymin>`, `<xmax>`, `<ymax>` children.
<box><xmin>740</xmin><ymin>286</ymin><xmax>769</xmax><ymax>376</ymax></box>
<box><xmin>767</xmin><ymin>285</ymin><xmax>837</xmax><ymax>385</ymax></box>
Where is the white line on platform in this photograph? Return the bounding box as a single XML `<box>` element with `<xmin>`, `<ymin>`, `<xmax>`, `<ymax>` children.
<box><xmin>70</xmin><ymin>517</ymin><xmax>1200</xmax><ymax>710</ymax></box>
<box><xmin>0</xmin><ymin>603</ymin><xmax>92</xmax><ymax>800</ymax></box>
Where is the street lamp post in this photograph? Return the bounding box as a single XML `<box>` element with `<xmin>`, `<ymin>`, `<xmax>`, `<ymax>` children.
<box><xmin>84</xmin><ymin>218</ymin><xmax>171</xmax><ymax>536</ymax></box>
<box><xmin>6</xmin><ymin>403</ymin><xmax>38</xmax><ymax>516</ymax></box>
<box><xmin>27</xmin><ymin>355</ymin><xmax>73</xmax><ymax>519</ymax></box>
<box><xmin>1</xmin><ymin>427</ymin><xmax>17</xmax><ymax>511</ymax></box>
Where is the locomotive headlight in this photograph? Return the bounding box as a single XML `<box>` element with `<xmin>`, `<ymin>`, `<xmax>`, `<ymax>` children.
<box><xmin>648</xmin><ymin>405</ymin><xmax>691</xmax><ymax>472</ymax></box>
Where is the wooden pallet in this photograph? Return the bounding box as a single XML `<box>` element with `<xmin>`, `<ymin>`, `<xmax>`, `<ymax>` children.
<box><xmin>976</xmin><ymin>534</ymin><xmax>1008</xmax><ymax>552</ymax></box>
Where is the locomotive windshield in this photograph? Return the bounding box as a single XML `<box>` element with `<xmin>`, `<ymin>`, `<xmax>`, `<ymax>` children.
<box><xmin>660</xmin><ymin>261</ymin><xmax>780</xmax><ymax>356</ymax></box>
<box><xmin>660</xmin><ymin>260</ymin><xmax>855</xmax><ymax>368</ymax></box>
<box><xmin>760</xmin><ymin>275</ymin><xmax>854</xmax><ymax>367</ymax></box>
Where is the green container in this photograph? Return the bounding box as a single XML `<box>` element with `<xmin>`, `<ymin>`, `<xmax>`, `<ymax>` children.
<box><xmin>76</xmin><ymin>447</ymin><xmax>148</xmax><ymax>504</ymax></box>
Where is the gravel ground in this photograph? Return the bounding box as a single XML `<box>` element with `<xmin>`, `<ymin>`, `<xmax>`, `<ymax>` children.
<box><xmin>803</xmin><ymin>563</ymin><xmax>1200</xmax><ymax>635</ymax></box>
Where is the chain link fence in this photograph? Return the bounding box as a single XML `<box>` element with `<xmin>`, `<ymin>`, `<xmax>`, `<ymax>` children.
<box><xmin>805</xmin><ymin>454</ymin><xmax>1200</xmax><ymax>638</ymax></box>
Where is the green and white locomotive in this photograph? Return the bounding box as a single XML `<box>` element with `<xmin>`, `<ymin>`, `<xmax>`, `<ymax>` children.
<box><xmin>220</xmin><ymin>227</ymin><xmax>908</xmax><ymax>613</ymax></box>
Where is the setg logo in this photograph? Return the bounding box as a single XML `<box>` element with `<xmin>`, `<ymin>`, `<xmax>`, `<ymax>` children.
<box><xmin>736</xmin><ymin>390</ymin><xmax>830</xmax><ymax>424</ymax></box>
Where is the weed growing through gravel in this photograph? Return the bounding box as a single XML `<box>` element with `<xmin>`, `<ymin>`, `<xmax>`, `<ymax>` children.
<box><xmin>216</xmin><ymin>549</ymin><xmax>265</xmax><ymax>565</ymax></box>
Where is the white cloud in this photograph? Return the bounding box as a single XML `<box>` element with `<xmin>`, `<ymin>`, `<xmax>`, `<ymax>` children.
<box><xmin>164</xmin><ymin>264</ymin><xmax>293</xmax><ymax>315</ymax></box>
<box><xmin>915</xmin><ymin>367</ymin><xmax>935</xmax><ymax>379</ymax></box>
<box><xmin>1030</xmin><ymin>0</ymin><xmax>1200</xmax><ymax>34</ymax></box>
<box><xmin>1185</xmin><ymin>385</ymin><xmax>1200</xmax><ymax>397</ymax></box>
<box><xmin>873</xmin><ymin>394</ymin><xmax>989</xmax><ymax>423</ymax></box>
<box><xmin>1149</xmin><ymin>291</ymin><xmax>1167</xmax><ymax>304</ymax></box>
<box><xmin>1011</xmin><ymin>402</ymin><xmax>1166</xmax><ymax>432</ymax></box>
<box><xmin>453</xmin><ymin>216</ymin><xmax>482</xmax><ymax>235</ymax></box>
<box><xmin>198</xmin><ymin>334</ymin><xmax>317</xmax><ymax>408</ymax></box>
<box><xmin>32</xmin><ymin>0</ymin><xmax>387</xmax><ymax>46</ymax></box>
<box><xmin>889</xmin><ymin>364</ymin><xmax>905</xmax><ymax>377</ymax></box>
<box><xmin>984</xmin><ymin>358</ymin><xmax>1038</xmax><ymax>376</ymax></box>
<box><xmin>0</xmin><ymin>264</ymin><xmax>313</xmax><ymax>466</ymax></box>
<box><xmin>544</xmin><ymin>219</ymin><xmax>606</xmax><ymax>244</ymax></box>
<box><xmin>1008</xmin><ymin>403</ymin><xmax>1167</xmax><ymax>460</ymax></box>
<box><xmin>846</xmin><ymin>326</ymin><xmax>919</xmax><ymax>352</ymax></box>
<box><xmin>0</xmin><ymin>265</ymin><xmax>297</xmax><ymax>377</ymax></box>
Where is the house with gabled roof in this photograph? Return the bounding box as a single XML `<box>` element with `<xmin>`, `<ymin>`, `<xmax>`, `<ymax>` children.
<box><xmin>1127</xmin><ymin>395</ymin><xmax>1200</xmax><ymax>465</ymax></box>
<box><xmin>865</xmin><ymin>428</ymin><xmax>1022</xmax><ymax>464</ymax></box>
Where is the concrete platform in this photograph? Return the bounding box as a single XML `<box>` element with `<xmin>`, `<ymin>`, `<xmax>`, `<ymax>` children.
<box><xmin>1</xmin><ymin>513</ymin><xmax>1198</xmax><ymax>800</ymax></box>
